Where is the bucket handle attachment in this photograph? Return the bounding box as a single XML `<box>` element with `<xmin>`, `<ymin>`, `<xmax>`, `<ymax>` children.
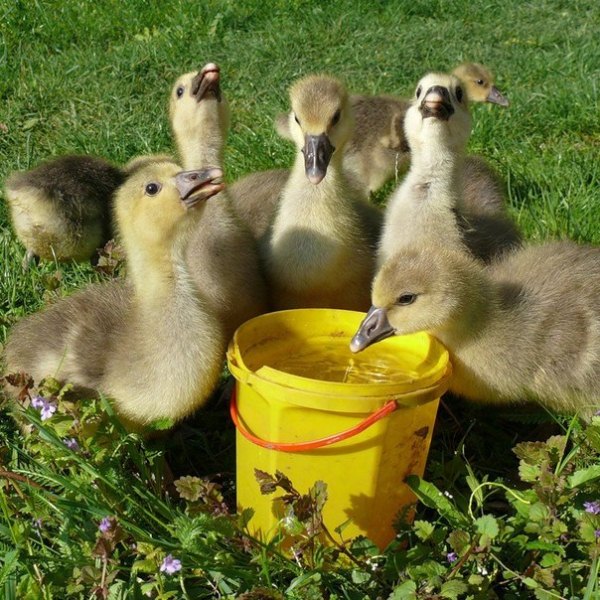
<box><xmin>229</xmin><ymin>388</ymin><xmax>397</xmax><ymax>452</ymax></box>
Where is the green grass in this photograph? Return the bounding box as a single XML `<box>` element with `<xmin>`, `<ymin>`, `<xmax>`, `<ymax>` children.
<box><xmin>1</xmin><ymin>0</ymin><xmax>600</xmax><ymax>598</ymax></box>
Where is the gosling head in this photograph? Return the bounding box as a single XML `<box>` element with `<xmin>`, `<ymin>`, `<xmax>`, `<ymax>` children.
<box><xmin>453</xmin><ymin>62</ymin><xmax>509</xmax><ymax>107</ymax></box>
<box><xmin>404</xmin><ymin>72</ymin><xmax>472</xmax><ymax>155</ymax></box>
<box><xmin>114</xmin><ymin>160</ymin><xmax>224</xmax><ymax>251</ymax></box>
<box><xmin>287</xmin><ymin>75</ymin><xmax>353</xmax><ymax>185</ymax></box>
<box><xmin>350</xmin><ymin>247</ymin><xmax>479</xmax><ymax>352</ymax></box>
<box><xmin>169</xmin><ymin>62</ymin><xmax>230</xmax><ymax>144</ymax></box>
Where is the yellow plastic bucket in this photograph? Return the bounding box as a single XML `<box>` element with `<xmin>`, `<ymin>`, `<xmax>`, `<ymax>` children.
<box><xmin>227</xmin><ymin>309</ymin><xmax>451</xmax><ymax>549</ymax></box>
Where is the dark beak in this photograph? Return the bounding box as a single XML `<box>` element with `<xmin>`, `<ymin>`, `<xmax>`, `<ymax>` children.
<box><xmin>191</xmin><ymin>63</ymin><xmax>221</xmax><ymax>102</ymax></box>
<box><xmin>486</xmin><ymin>85</ymin><xmax>509</xmax><ymax>107</ymax></box>
<box><xmin>302</xmin><ymin>133</ymin><xmax>335</xmax><ymax>185</ymax></box>
<box><xmin>419</xmin><ymin>85</ymin><xmax>454</xmax><ymax>121</ymax></box>
<box><xmin>175</xmin><ymin>167</ymin><xmax>224</xmax><ymax>208</ymax></box>
<box><xmin>350</xmin><ymin>306</ymin><xmax>395</xmax><ymax>353</ymax></box>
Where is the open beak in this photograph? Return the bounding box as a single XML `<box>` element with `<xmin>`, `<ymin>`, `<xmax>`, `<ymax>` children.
<box><xmin>350</xmin><ymin>306</ymin><xmax>395</xmax><ymax>353</ymax></box>
<box><xmin>191</xmin><ymin>63</ymin><xmax>221</xmax><ymax>102</ymax></box>
<box><xmin>486</xmin><ymin>85</ymin><xmax>509</xmax><ymax>107</ymax></box>
<box><xmin>302</xmin><ymin>133</ymin><xmax>335</xmax><ymax>185</ymax></box>
<box><xmin>175</xmin><ymin>167</ymin><xmax>224</xmax><ymax>208</ymax></box>
<box><xmin>419</xmin><ymin>85</ymin><xmax>454</xmax><ymax>121</ymax></box>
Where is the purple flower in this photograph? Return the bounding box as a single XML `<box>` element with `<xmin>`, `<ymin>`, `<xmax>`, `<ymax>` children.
<box><xmin>160</xmin><ymin>554</ymin><xmax>182</xmax><ymax>575</ymax></box>
<box><xmin>31</xmin><ymin>395</ymin><xmax>45</xmax><ymax>409</ymax></box>
<box><xmin>595</xmin><ymin>530</ymin><xmax>600</xmax><ymax>539</ymax></box>
<box><xmin>446</xmin><ymin>551</ymin><xmax>458</xmax><ymax>563</ymax></box>
<box><xmin>32</xmin><ymin>518</ymin><xmax>42</xmax><ymax>530</ymax></box>
<box><xmin>584</xmin><ymin>501</ymin><xmax>600</xmax><ymax>515</ymax></box>
<box><xmin>64</xmin><ymin>437</ymin><xmax>79</xmax><ymax>451</ymax></box>
<box><xmin>31</xmin><ymin>395</ymin><xmax>57</xmax><ymax>420</ymax></box>
<box><xmin>98</xmin><ymin>516</ymin><xmax>113</xmax><ymax>533</ymax></box>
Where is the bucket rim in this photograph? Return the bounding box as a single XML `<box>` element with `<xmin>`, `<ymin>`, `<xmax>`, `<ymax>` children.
<box><xmin>227</xmin><ymin>308</ymin><xmax>450</xmax><ymax>400</ymax></box>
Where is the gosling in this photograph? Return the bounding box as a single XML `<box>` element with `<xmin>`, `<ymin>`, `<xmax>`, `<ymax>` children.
<box><xmin>351</xmin><ymin>241</ymin><xmax>600</xmax><ymax>421</ymax></box>
<box><xmin>4</xmin><ymin>155</ymin><xmax>125</xmax><ymax>267</ymax></box>
<box><xmin>263</xmin><ymin>74</ymin><xmax>382</xmax><ymax>311</ymax></box>
<box><xmin>4</xmin><ymin>159</ymin><xmax>227</xmax><ymax>428</ymax></box>
<box><xmin>378</xmin><ymin>72</ymin><xmax>520</xmax><ymax>266</ymax></box>
<box><xmin>168</xmin><ymin>63</ymin><xmax>268</xmax><ymax>336</ymax></box>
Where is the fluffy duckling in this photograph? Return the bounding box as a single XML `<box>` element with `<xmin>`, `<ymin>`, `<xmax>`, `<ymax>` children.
<box><xmin>4</xmin><ymin>160</ymin><xmax>226</xmax><ymax>427</ymax></box>
<box><xmin>168</xmin><ymin>63</ymin><xmax>268</xmax><ymax>336</ymax></box>
<box><xmin>264</xmin><ymin>74</ymin><xmax>382</xmax><ymax>311</ymax></box>
<box><xmin>274</xmin><ymin>62</ymin><xmax>509</xmax><ymax>195</ymax></box>
<box><xmin>378</xmin><ymin>72</ymin><xmax>520</xmax><ymax>266</ymax></box>
<box><xmin>4</xmin><ymin>155</ymin><xmax>125</xmax><ymax>267</ymax></box>
<box><xmin>452</xmin><ymin>62</ymin><xmax>509</xmax><ymax>106</ymax></box>
<box><xmin>351</xmin><ymin>241</ymin><xmax>600</xmax><ymax>420</ymax></box>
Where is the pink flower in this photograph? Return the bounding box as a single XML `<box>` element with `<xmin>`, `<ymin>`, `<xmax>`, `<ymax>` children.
<box><xmin>98</xmin><ymin>516</ymin><xmax>113</xmax><ymax>533</ymax></box>
<box><xmin>160</xmin><ymin>554</ymin><xmax>182</xmax><ymax>575</ymax></box>
<box><xmin>584</xmin><ymin>501</ymin><xmax>600</xmax><ymax>515</ymax></box>
<box><xmin>31</xmin><ymin>395</ymin><xmax>57</xmax><ymax>420</ymax></box>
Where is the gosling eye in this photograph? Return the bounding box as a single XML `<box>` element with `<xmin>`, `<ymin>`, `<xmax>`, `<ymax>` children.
<box><xmin>395</xmin><ymin>293</ymin><xmax>417</xmax><ymax>306</ymax></box>
<box><xmin>145</xmin><ymin>182</ymin><xmax>162</xmax><ymax>196</ymax></box>
<box><xmin>456</xmin><ymin>86</ymin><xmax>464</xmax><ymax>103</ymax></box>
<box><xmin>476</xmin><ymin>79</ymin><xmax>485</xmax><ymax>86</ymax></box>
<box><xmin>416</xmin><ymin>85</ymin><xmax>422</xmax><ymax>99</ymax></box>
<box><xmin>331</xmin><ymin>108</ymin><xmax>341</xmax><ymax>126</ymax></box>
<box><xmin>176</xmin><ymin>86</ymin><xmax>185</xmax><ymax>98</ymax></box>
<box><xmin>294</xmin><ymin>113</ymin><xmax>300</xmax><ymax>125</ymax></box>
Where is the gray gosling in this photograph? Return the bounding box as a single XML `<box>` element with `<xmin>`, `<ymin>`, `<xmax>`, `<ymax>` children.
<box><xmin>378</xmin><ymin>72</ymin><xmax>520</xmax><ymax>266</ymax></box>
<box><xmin>275</xmin><ymin>62</ymin><xmax>509</xmax><ymax>195</ymax></box>
<box><xmin>4</xmin><ymin>159</ymin><xmax>227</xmax><ymax>428</ymax></box>
<box><xmin>263</xmin><ymin>74</ymin><xmax>382</xmax><ymax>310</ymax></box>
<box><xmin>351</xmin><ymin>241</ymin><xmax>600</xmax><ymax>420</ymax></box>
<box><xmin>169</xmin><ymin>63</ymin><xmax>268</xmax><ymax>337</ymax></box>
<box><xmin>4</xmin><ymin>156</ymin><xmax>125</xmax><ymax>268</ymax></box>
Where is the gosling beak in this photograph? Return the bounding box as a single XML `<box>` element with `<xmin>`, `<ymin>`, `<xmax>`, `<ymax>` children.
<box><xmin>350</xmin><ymin>306</ymin><xmax>395</xmax><ymax>353</ymax></box>
<box><xmin>419</xmin><ymin>86</ymin><xmax>454</xmax><ymax>121</ymax></box>
<box><xmin>486</xmin><ymin>85</ymin><xmax>509</xmax><ymax>107</ymax></box>
<box><xmin>191</xmin><ymin>63</ymin><xmax>221</xmax><ymax>102</ymax></box>
<box><xmin>175</xmin><ymin>167</ymin><xmax>225</xmax><ymax>208</ymax></box>
<box><xmin>302</xmin><ymin>133</ymin><xmax>335</xmax><ymax>185</ymax></box>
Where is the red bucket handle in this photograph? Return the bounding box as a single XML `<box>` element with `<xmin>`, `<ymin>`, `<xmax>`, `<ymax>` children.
<box><xmin>229</xmin><ymin>387</ymin><xmax>397</xmax><ymax>452</ymax></box>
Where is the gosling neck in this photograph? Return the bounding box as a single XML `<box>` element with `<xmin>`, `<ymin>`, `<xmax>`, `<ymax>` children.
<box><xmin>124</xmin><ymin>215</ymin><xmax>200</xmax><ymax>306</ymax></box>
<box><xmin>405</xmin><ymin>135</ymin><xmax>466</xmax><ymax>211</ymax></box>
<box><xmin>178</xmin><ymin>131</ymin><xmax>223</xmax><ymax>171</ymax></box>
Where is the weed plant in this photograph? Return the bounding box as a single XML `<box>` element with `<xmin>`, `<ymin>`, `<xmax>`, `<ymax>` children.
<box><xmin>1</xmin><ymin>0</ymin><xmax>599</xmax><ymax>598</ymax></box>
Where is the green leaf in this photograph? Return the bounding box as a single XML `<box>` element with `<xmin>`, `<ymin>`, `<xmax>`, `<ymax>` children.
<box><xmin>287</xmin><ymin>571</ymin><xmax>321</xmax><ymax>592</ymax></box>
<box><xmin>475</xmin><ymin>515</ymin><xmax>499</xmax><ymax>539</ymax></box>
<box><xmin>567</xmin><ymin>465</ymin><xmax>600</xmax><ymax>489</ymax></box>
<box><xmin>518</xmin><ymin>461</ymin><xmax>541</xmax><ymax>482</ymax></box>
<box><xmin>413</xmin><ymin>520</ymin><xmax>435</xmax><ymax>541</ymax></box>
<box><xmin>539</xmin><ymin>553</ymin><xmax>562</xmax><ymax>568</ymax></box>
<box><xmin>440</xmin><ymin>580</ymin><xmax>469</xmax><ymax>599</ymax></box>
<box><xmin>448</xmin><ymin>530</ymin><xmax>470</xmax><ymax>553</ymax></box>
<box><xmin>525</xmin><ymin>541</ymin><xmax>565</xmax><ymax>555</ymax></box>
<box><xmin>148</xmin><ymin>417</ymin><xmax>174</xmax><ymax>431</ymax></box>
<box><xmin>523</xmin><ymin>577</ymin><xmax>539</xmax><ymax>589</ymax></box>
<box><xmin>174</xmin><ymin>475</ymin><xmax>203</xmax><ymax>501</ymax></box>
<box><xmin>351</xmin><ymin>569</ymin><xmax>371</xmax><ymax>584</ymax></box>
<box><xmin>0</xmin><ymin>550</ymin><xmax>18</xmax><ymax>586</ymax></box>
<box><xmin>406</xmin><ymin>476</ymin><xmax>469</xmax><ymax>528</ymax></box>
<box><xmin>389</xmin><ymin>580</ymin><xmax>417</xmax><ymax>600</ymax></box>
<box><xmin>528</xmin><ymin>502</ymin><xmax>550</xmax><ymax>522</ymax></box>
